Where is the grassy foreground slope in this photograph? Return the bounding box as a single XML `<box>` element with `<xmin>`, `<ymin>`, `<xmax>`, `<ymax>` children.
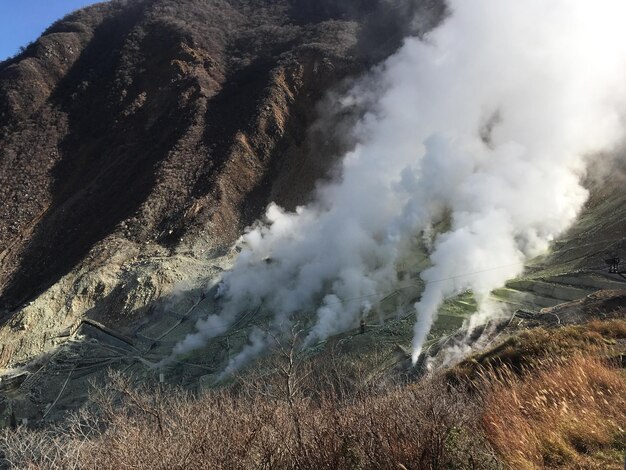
<box><xmin>2</xmin><ymin>311</ymin><xmax>624</xmax><ymax>469</ymax></box>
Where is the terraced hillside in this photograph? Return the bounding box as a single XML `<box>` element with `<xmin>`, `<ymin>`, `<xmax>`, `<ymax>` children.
<box><xmin>0</xmin><ymin>0</ymin><xmax>447</xmax><ymax>426</ymax></box>
<box><xmin>1</xmin><ymin>0</ymin><xmax>625</xmax><ymax>432</ymax></box>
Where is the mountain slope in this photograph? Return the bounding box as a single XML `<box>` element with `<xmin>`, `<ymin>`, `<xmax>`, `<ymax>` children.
<box><xmin>0</xmin><ymin>0</ymin><xmax>442</xmax><ymax>312</ymax></box>
<box><xmin>1</xmin><ymin>0</ymin><xmax>625</xmax><ymax>437</ymax></box>
<box><xmin>0</xmin><ymin>0</ymin><xmax>445</xmax><ymax>368</ymax></box>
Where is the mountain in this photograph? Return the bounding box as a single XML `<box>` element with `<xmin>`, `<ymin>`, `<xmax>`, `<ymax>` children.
<box><xmin>0</xmin><ymin>3</ymin><xmax>624</xmax><ymax>463</ymax></box>
<box><xmin>0</xmin><ymin>0</ymin><xmax>442</xmax><ymax>366</ymax></box>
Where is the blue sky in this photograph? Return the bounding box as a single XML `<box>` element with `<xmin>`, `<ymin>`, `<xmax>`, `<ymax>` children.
<box><xmin>0</xmin><ymin>0</ymin><xmax>105</xmax><ymax>61</ymax></box>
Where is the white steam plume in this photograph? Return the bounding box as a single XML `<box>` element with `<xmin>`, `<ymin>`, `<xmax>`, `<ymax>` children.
<box><xmin>172</xmin><ymin>0</ymin><xmax>626</xmax><ymax>369</ymax></box>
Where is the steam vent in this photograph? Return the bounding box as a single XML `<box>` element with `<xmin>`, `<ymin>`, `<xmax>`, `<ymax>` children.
<box><xmin>0</xmin><ymin>1</ymin><xmax>625</xmax><ymax>468</ymax></box>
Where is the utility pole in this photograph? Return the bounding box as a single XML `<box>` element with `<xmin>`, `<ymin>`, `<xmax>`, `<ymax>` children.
<box><xmin>605</xmin><ymin>257</ymin><xmax>626</xmax><ymax>281</ymax></box>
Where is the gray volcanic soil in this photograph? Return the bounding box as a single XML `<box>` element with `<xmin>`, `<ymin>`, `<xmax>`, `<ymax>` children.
<box><xmin>0</xmin><ymin>0</ymin><xmax>443</xmax><ymax>365</ymax></box>
<box><xmin>0</xmin><ymin>0</ymin><xmax>446</xmax><ymax>425</ymax></box>
<box><xmin>1</xmin><ymin>0</ymin><xmax>625</xmax><ymax>428</ymax></box>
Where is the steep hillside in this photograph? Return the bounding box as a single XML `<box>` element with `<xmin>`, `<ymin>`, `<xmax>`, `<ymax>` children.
<box><xmin>0</xmin><ymin>0</ymin><xmax>444</xmax><ymax>309</ymax></box>
<box><xmin>0</xmin><ymin>0</ymin><xmax>443</xmax><ymax>365</ymax></box>
<box><xmin>1</xmin><ymin>0</ymin><xmax>625</xmax><ymax>451</ymax></box>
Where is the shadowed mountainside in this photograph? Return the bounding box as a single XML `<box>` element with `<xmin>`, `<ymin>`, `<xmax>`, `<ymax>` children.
<box><xmin>0</xmin><ymin>0</ymin><xmax>443</xmax><ymax>315</ymax></box>
<box><xmin>1</xmin><ymin>8</ymin><xmax>626</xmax><ymax>465</ymax></box>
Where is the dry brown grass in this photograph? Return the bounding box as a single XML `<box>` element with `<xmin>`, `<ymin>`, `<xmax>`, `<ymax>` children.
<box><xmin>448</xmin><ymin>318</ymin><xmax>626</xmax><ymax>383</ymax></box>
<box><xmin>1</xmin><ymin>320</ymin><xmax>625</xmax><ymax>469</ymax></box>
<box><xmin>482</xmin><ymin>355</ymin><xmax>626</xmax><ymax>470</ymax></box>
<box><xmin>0</xmin><ymin>372</ymin><xmax>497</xmax><ymax>470</ymax></box>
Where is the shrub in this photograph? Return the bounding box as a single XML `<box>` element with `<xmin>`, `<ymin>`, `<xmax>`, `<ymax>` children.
<box><xmin>482</xmin><ymin>355</ymin><xmax>626</xmax><ymax>469</ymax></box>
<box><xmin>0</xmin><ymin>370</ymin><xmax>497</xmax><ymax>469</ymax></box>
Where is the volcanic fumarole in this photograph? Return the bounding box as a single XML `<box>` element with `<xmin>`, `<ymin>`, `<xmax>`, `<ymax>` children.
<box><xmin>172</xmin><ymin>0</ymin><xmax>626</xmax><ymax>369</ymax></box>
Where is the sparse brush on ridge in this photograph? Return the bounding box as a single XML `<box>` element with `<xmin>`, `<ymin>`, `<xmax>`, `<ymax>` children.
<box><xmin>0</xmin><ymin>373</ymin><xmax>497</xmax><ymax>470</ymax></box>
<box><xmin>1</xmin><ymin>319</ymin><xmax>625</xmax><ymax>470</ymax></box>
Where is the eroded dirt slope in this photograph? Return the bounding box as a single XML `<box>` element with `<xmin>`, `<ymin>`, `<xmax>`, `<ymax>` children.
<box><xmin>0</xmin><ymin>0</ymin><xmax>445</xmax><ymax>310</ymax></box>
<box><xmin>0</xmin><ymin>0</ymin><xmax>444</xmax><ymax>366</ymax></box>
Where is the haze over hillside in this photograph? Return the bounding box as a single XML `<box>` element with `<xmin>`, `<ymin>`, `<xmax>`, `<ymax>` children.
<box><xmin>1</xmin><ymin>0</ymin><xmax>426</xmax><ymax>312</ymax></box>
<box><xmin>0</xmin><ymin>2</ymin><xmax>625</xmax><ymax>467</ymax></box>
<box><xmin>0</xmin><ymin>0</ymin><xmax>444</xmax><ymax>412</ymax></box>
